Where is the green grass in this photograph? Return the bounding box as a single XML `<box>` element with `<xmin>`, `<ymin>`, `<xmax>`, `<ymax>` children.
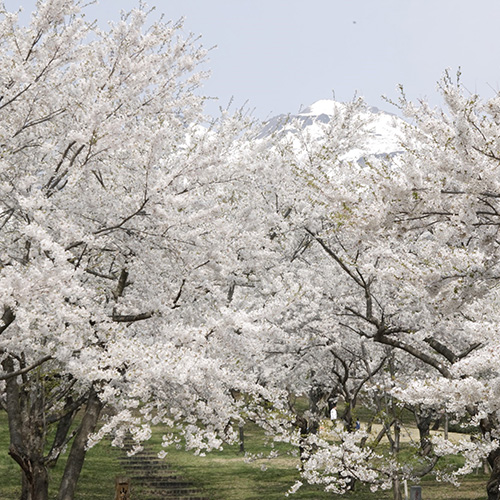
<box><xmin>68</xmin><ymin>443</ymin><xmax>127</xmax><ymax>499</ymax></box>
<box><xmin>0</xmin><ymin>412</ymin><xmax>127</xmax><ymax>499</ymax></box>
<box><xmin>0</xmin><ymin>414</ymin><xmax>21</xmax><ymax>499</ymax></box>
<box><xmin>0</xmin><ymin>411</ymin><xmax>490</xmax><ymax>500</ymax></box>
<box><xmin>142</xmin><ymin>422</ymin><xmax>334</xmax><ymax>500</ymax></box>
<box><xmin>137</xmin><ymin>419</ymin><xmax>489</xmax><ymax>500</ymax></box>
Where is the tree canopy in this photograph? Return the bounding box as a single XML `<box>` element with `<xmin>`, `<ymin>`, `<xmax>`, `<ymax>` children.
<box><xmin>2</xmin><ymin>2</ymin><xmax>500</xmax><ymax>500</ymax></box>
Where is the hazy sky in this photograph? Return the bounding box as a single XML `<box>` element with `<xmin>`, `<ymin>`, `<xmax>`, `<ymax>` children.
<box><xmin>6</xmin><ymin>0</ymin><xmax>500</xmax><ymax>118</ymax></box>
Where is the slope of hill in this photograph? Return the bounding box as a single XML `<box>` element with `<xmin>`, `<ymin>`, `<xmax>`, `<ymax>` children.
<box><xmin>260</xmin><ymin>99</ymin><xmax>406</xmax><ymax>164</ymax></box>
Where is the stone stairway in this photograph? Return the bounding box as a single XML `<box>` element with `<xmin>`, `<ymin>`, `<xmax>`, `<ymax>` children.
<box><xmin>118</xmin><ymin>448</ymin><xmax>210</xmax><ymax>500</ymax></box>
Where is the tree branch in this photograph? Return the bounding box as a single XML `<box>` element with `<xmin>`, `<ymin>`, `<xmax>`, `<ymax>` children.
<box><xmin>373</xmin><ymin>333</ymin><xmax>451</xmax><ymax>378</ymax></box>
<box><xmin>0</xmin><ymin>355</ymin><xmax>52</xmax><ymax>381</ymax></box>
<box><xmin>112</xmin><ymin>311</ymin><xmax>155</xmax><ymax>323</ymax></box>
<box><xmin>305</xmin><ymin>228</ymin><xmax>363</xmax><ymax>287</ymax></box>
<box><xmin>424</xmin><ymin>337</ymin><xmax>458</xmax><ymax>363</ymax></box>
<box><xmin>94</xmin><ymin>198</ymin><xmax>148</xmax><ymax>236</ymax></box>
<box><xmin>0</xmin><ymin>307</ymin><xmax>15</xmax><ymax>335</ymax></box>
<box><xmin>113</xmin><ymin>268</ymin><xmax>129</xmax><ymax>299</ymax></box>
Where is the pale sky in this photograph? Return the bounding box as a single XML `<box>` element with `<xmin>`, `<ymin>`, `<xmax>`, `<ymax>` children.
<box><xmin>5</xmin><ymin>0</ymin><xmax>500</xmax><ymax>118</ymax></box>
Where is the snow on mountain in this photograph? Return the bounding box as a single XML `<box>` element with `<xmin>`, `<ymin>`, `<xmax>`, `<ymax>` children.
<box><xmin>260</xmin><ymin>99</ymin><xmax>406</xmax><ymax>164</ymax></box>
<box><xmin>298</xmin><ymin>99</ymin><xmax>346</xmax><ymax>116</ymax></box>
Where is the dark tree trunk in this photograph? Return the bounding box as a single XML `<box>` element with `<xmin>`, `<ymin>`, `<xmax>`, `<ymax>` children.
<box><xmin>48</xmin><ymin>398</ymin><xmax>76</xmax><ymax>465</ymax></box>
<box><xmin>308</xmin><ymin>385</ymin><xmax>327</xmax><ymax>435</ymax></box>
<box><xmin>3</xmin><ymin>350</ymin><xmax>105</xmax><ymax>500</ymax></box>
<box><xmin>3</xmin><ymin>357</ymin><xmax>51</xmax><ymax>500</ymax></box>
<box><xmin>342</xmin><ymin>402</ymin><xmax>354</xmax><ymax>432</ymax></box>
<box><xmin>238</xmin><ymin>423</ymin><xmax>245</xmax><ymax>453</ymax></box>
<box><xmin>57</xmin><ymin>388</ymin><xmax>104</xmax><ymax>500</ymax></box>
<box><xmin>392</xmin><ymin>477</ymin><xmax>402</xmax><ymax>500</ymax></box>
<box><xmin>21</xmin><ymin>471</ymin><xmax>29</xmax><ymax>500</ymax></box>
<box><xmin>486</xmin><ymin>449</ymin><xmax>500</xmax><ymax>500</ymax></box>
<box><xmin>19</xmin><ymin>464</ymin><xmax>50</xmax><ymax>500</ymax></box>
<box><xmin>295</xmin><ymin>414</ymin><xmax>308</xmax><ymax>467</ymax></box>
<box><xmin>28</xmin><ymin>463</ymin><xmax>50</xmax><ymax>500</ymax></box>
<box><xmin>480</xmin><ymin>416</ymin><xmax>500</xmax><ymax>500</ymax></box>
<box><xmin>414</xmin><ymin>411</ymin><xmax>433</xmax><ymax>457</ymax></box>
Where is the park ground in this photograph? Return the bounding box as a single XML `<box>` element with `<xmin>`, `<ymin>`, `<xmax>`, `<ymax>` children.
<box><xmin>0</xmin><ymin>410</ymin><xmax>488</xmax><ymax>499</ymax></box>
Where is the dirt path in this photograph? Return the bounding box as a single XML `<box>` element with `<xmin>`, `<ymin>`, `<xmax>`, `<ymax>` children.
<box><xmin>320</xmin><ymin>420</ymin><xmax>467</xmax><ymax>444</ymax></box>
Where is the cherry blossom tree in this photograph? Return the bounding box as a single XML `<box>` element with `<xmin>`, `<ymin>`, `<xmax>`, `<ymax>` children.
<box><xmin>266</xmin><ymin>76</ymin><xmax>500</xmax><ymax>499</ymax></box>
<box><xmin>214</xmin><ymin>100</ymin><xmax>412</xmax><ymax>496</ymax></box>
<box><xmin>0</xmin><ymin>2</ymin><xmax>279</xmax><ymax>499</ymax></box>
<box><xmin>4</xmin><ymin>3</ymin><xmax>500</xmax><ymax>500</ymax></box>
<box><xmin>385</xmin><ymin>74</ymin><xmax>500</xmax><ymax>500</ymax></box>
<box><xmin>230</xmin><ymin>87</ymin><xmax>500</xmax><ymax>499</ymax></box>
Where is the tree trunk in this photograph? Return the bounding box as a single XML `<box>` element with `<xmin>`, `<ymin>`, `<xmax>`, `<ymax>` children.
<box><xmin>342</xmin><ymin>401</ymin><xmax>354</xmax><ymax>432</ymax></box>
<box><xmin>480</xmin><ymin>416</ymin><xmax>500</xmax><ymax>500</ymax></box>
<box><xmin>19</xmin><ymin>464</ymin><xmax>50</xmax><ymax>500</ymax></box>
<box><xmin>308</xmin><ymin>384</ymin><xmax>327</xmax><ymax>435</ymax></box>
<box><xmin>21</xmin><ymin>471</ymin><xmax>29</xmax><ymax>500</ymax></box>
<box><xmin>48</xmin><ymin>398</ymin><xmax>77</xmax><ymax>466</ymax></box>
<box><xmin>57</xmin><ymin>388</ymin><xmax>104</xmax><ymax>500</ymax></box>
<box><xmin>391</xmin><ymin>415</ymin><xmax>401</xmax><ymax>500</ymax></box>
<box><xmin>295</xmin><ymin>414</ymin><xmax>308</xmax><ymax>468</ymax></box>
<box><xmin>2</xmin><ymin>356</ymin><xmax>50</xmax><ymax>500</ymax></box>
<box><xmin>486</xmin><ymin>449</ymin><xmax>500</xmax><ymax>500</ymax></box>
<box><xmin>392</xmin><ymin>476</ymin><xmax>402</xmax><ymax>500</ymax></box>
<box><xmin>414</xmin><ymin>411</ymin><xmax>433</xmax><ymax>457</ymax></box>
<box><xmin>27</xmin><ymin>463</ymin><xmax>50</xmax><ymax>500</ymax></box>
<box><xmin>238</xmin><ymin>423</ymin><xmax>245</xmax><ymax>453</ymax></box>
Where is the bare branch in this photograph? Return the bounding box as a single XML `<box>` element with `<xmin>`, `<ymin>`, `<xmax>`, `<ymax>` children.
<box><xmin>112</xmin><ymin>311</ymin><xmax>155</xmax><ymax>323</ymax></box>
<box><xmin>305</xmin><ymin>228</ymin><xmax>363</xmax><ymax>287</ymax></box>
<box><xmin>0</xmin><ymin>307</ymin><xmax>15</xmax><ymax>335</ymax></box>
<box><xmin>0</xmin><ymin>208</ymin><xmax>15</xmax><ymax>231</ymax></box>
<box><xmin>457</xmin><ymin>341</ymin><xmax>483</xmax><ymax>360</ymax></box>
<box><xmin>14</xmin><ymin>108</ymin><xmax>66</xmax><ymax>137</ymax></box>
<box><xmin>373</xmin><ymin>333</ymin><xmax>452</xmax><ymax>378</ymax></box>
<box><xmin>424</xmin><ymin>337</ymin><xmax>458</xmax><ymax>363</ymax></box>
<box><xmin>94</xmin><ymin>198</ymin><xmax>148</xmax><ymax>236</ymax></box>
<box><xmin>113</xmin><ymin>268</ymin><xmax>129</xmax><ymax>299</ymax></box>
<box><xmin>83</xmin><ymin>268</ymin><xmax>118</xmax><ymax>280</ymax></box>
<box><xmin>0</xmin><ymin>355</ymin><xmax>52</xmax><ymax>381</ymax></box>
<box><xmin>172</xmin><ymin>279</ymin><xmax>185</xmax><ymax>308</ymax></box>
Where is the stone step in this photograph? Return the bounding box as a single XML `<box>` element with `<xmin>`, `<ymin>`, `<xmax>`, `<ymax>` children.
<box><xmin>129</xmin><ymin>472</ymin><xmax>180</xmax><ymax>480</ymax></box>
<box><xmin>118</xmin><ymin>443</ymin><xmax>209</xmax><ymax>500</ymax></box>
<box><xmin>141</xmin><ymin>488</ymin><xmax>208</xmax><ymax>498</ymax></box>
<box><xmin>131</xmin><ymin>476</ymin><xmax>187</xmax><ymax>484</ymax></box>
<box><xmin>119</xmin><ymin>454</ymin><xmax>162</xmax><ymax>461</ymax></box>
<box><xmin>121</xmin><ymin>461</ymin><xmax>167</xmax><ymax>467</ymax></box>
<box><xmin>140</xmin><ymin>496</ymin><xmax>210</xmax><ymax>500</ymax></box>
<box><xmin>130</xmin><ymin>475</ymin><xmax>186</xmax><ymax>484</ymax></box>
<box><xmin>144</xmin><ymin>485</ymin><xmax>199</xmax><ymax>491</ymax></box>
<box><xmin>124</xmin><ymin>463</ymin><xmax>174</xmax><ymax>471</ymax></box>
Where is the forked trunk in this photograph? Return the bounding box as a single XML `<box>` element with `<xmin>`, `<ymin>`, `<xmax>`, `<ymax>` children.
<box><xmin>3</xmin><ymin>357</ymin><xmax>50</xmax><ymax>500</ymax></box>
<box><xmin>415</xmin><ymin>413</ymin><xmax>433</xmax><ymax>457</ymax></box>
<box><xmin>19</xmin><ymin>465</ymin><xmax>50</xmax><ymax>500</ymax></box>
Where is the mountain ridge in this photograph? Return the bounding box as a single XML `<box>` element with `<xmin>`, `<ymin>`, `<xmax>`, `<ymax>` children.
<box><xmin>260</xmin><ymin>99</ymin><xmax>405</xmax><ymax>163</ymax></box>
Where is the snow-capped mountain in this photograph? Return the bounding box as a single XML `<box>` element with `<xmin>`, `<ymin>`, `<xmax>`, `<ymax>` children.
<box><xmin>261</xmin><ymin>99</ymin><xmax>405</xmax><ymax>164</ymax></box>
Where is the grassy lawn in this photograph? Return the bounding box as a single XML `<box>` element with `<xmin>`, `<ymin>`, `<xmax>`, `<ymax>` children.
<box><xmin>0</xmin><ymin>414</ymin><xmax>21</xmax><ymax>500</ymax></box>
<box><xmin>137</xmin><ymin>417</ymin><xmax>489</xmax><ymax>500</ymax></box>
<box><xmin>143</xmin><ymin>422</ymin><xmax>337</xmax><ymax>500</ymax></box>
<box><xmin>0</xmin><ymin>411</ymin><xmax>490</xmax><ymax>500</ymax></box>
<box><xmin>0</xmin><ymin>412</ymin><xmax>127</xmax><ymax>499</ymax></box>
